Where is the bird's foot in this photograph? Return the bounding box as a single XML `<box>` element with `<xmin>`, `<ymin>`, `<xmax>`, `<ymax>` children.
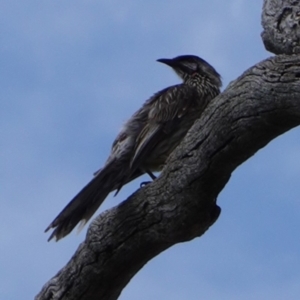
<box><xmin>140</xmin><ymin>181</ymin><xmax>152</xmax><ymax>188</ymax></box>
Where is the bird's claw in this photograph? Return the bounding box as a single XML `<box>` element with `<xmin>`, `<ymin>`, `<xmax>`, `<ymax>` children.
<box><xmin>140</xmin><ymin>181</ymin><xmax>152</xmax><ymax>188</ymax></box>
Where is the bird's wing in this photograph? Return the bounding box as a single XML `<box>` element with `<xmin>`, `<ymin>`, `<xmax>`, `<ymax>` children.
<box><xmin>93</xmin><ymin>103</ymin><xmax>150</xmax><ymax>177</ymax></box>
<box><xmin>130</xmin><ymin>84</ymin><xmax>196</xmax><ymax>172</ymax></box>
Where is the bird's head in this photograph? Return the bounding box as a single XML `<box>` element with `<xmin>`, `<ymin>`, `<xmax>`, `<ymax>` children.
<box><xmin>157</xmin><ymin>55</ymin><xmax>222</xmax><ymax>88</ymax></box>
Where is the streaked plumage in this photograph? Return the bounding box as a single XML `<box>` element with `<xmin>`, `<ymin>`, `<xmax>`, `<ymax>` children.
<box><xmin>45</xmin><ymin>55</ymin><xmax>222</xmax><ymax>241</ymax></box>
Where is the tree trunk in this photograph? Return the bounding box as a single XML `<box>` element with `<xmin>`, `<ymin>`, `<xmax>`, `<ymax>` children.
<box><xmin>36</xmin><ymin>1</ymin><xmax>300</xmax><ymax>299</ymax></box>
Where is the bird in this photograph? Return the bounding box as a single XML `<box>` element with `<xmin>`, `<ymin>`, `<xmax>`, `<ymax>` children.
<box><xmin>45</xmin><ymin>55</ymin><xmax>222</xmax><ymax>241</ymax></box>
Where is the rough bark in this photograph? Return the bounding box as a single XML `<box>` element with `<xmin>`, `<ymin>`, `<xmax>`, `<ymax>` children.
<box><xmin>36</xmin><ymin>1</ymin><xmax>300</xmax><ymax>300</ymax></box>
<box><xmin>261</xmin><ymin>0</ymin><xmax>300</xmax><ymax>54</ymax></box>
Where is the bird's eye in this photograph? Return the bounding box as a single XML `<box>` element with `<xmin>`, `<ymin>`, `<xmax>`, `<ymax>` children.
<box><xmin>189</xmin><ymin>63</ymin><xmax>198</xmax><ymax>72</ymax></box>
<box><xmin>183</xmin><ymin>62</ymin><xmax>197</xmax><ymax>71</ymax></box>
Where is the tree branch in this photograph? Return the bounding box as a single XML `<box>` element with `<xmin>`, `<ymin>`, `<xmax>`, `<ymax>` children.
<box><xmin>35</xmin><ymin>54</ymin><xmax>300</xmax><ymax>300</ymax></box>
<box><xmin>261</xmin><ymin>0</ymin><xmax>300</xmax><ymax>54</ymax></box>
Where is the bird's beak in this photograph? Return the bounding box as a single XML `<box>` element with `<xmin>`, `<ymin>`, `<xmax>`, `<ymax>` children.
<box><xmin>156</xmin><ymin>58</ymin><xmax>175</xmax><ymax>67</ymax></box>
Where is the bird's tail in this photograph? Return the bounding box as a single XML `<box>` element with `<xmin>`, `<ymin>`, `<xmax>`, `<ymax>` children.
<box><xmin>45</xmin><ymin>162</ymin><xmax>119</xmax><ymax>241</ymax></box>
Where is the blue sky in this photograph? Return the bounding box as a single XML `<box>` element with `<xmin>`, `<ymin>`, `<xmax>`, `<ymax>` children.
<box><xmin>1</xmin><ymin>1</ymin><xmax>300</xmax><ymax>299</ymax></box>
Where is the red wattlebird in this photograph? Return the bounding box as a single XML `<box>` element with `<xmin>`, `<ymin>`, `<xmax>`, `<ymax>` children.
<box><xmin>45</xmin><ymin>55</ymin><xmax>222</xmax><ymax>241</ymax></box>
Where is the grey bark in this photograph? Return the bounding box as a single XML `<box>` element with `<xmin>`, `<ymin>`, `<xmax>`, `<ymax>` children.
<box><xmin>36</xmin><ymin>1</ymin><xmax>300</xmax><ymax>300</ymax></box>
<box><xmin>261</xmin><ymin>0</ymin><xmax>300</xmax><ymax>54</ymax></box>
